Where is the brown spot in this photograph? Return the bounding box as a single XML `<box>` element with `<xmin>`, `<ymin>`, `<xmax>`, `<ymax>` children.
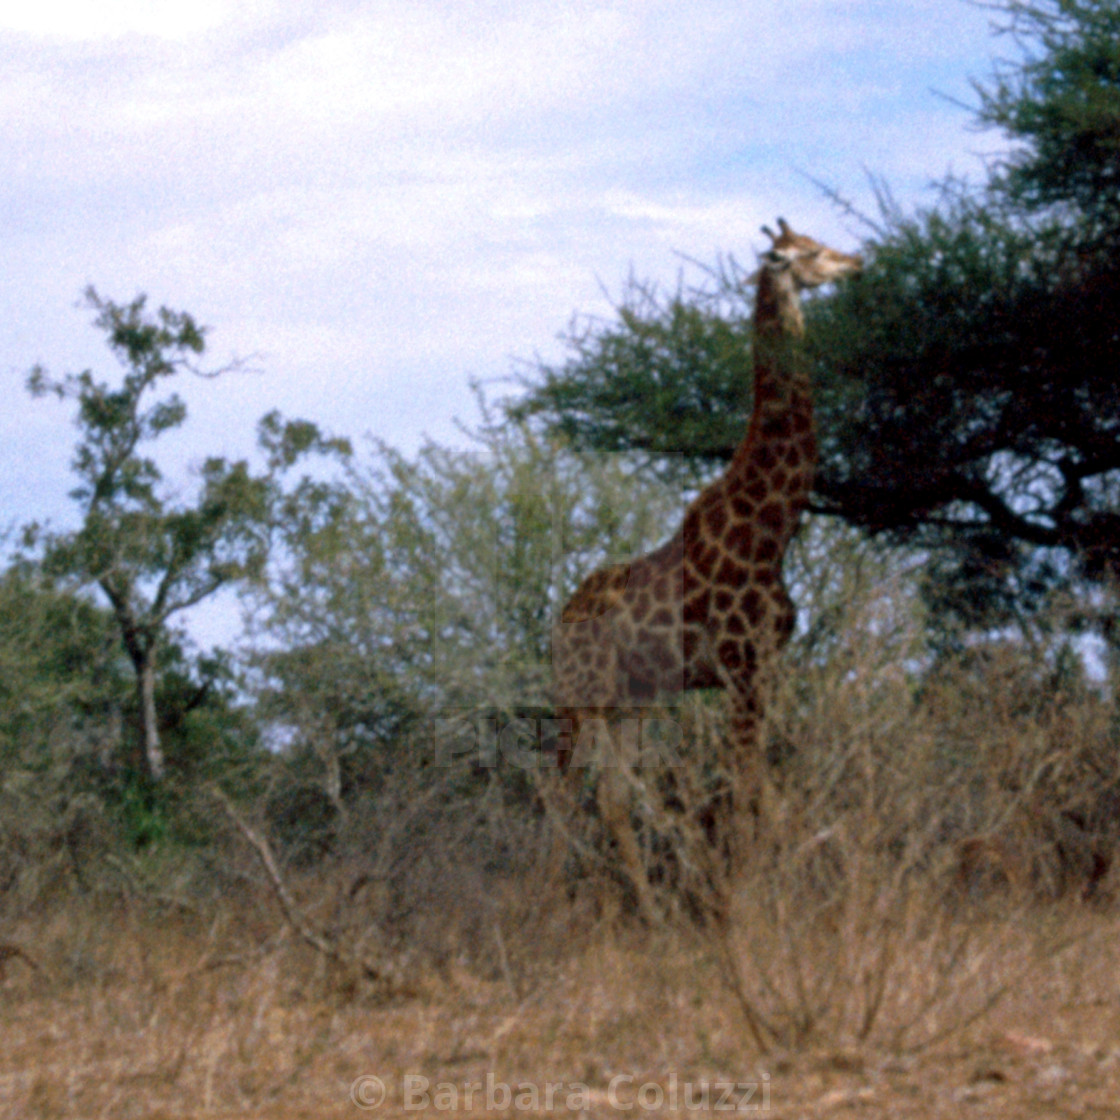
<box><xmin>714</xmin><ymin>590</ymin><xmax>734</xmax><ymax>612</ymax></box>
<box><xmin>771</xmin><ymin>469</ymin><xmax>788</xmax><ymax>491</ymax></box>
<box><xmin>683</xmin><ymin>589</ymin><xmax>709</xmax><ymax>623</ymax></box>
<box><xmin>742</xmin><ymin>589</ymin><xmax>763</xmax><ymax>626</ymax></box>
<box><xmin>759</xmin><ymin>502</ymin><xmax>786</xmax><ymax>534</ymax></box>
<box><xmin>690</xmin><ymin>544</ymin><xmax>719</xmax><ymax>574</ymax></box>
<box><xmin>746</xmin><ymin>479</ymin><xmax>768</xmax><ymax>503</ymax></box>
<box><xmin>715</xmin><ymin>558</ymin><xmax>748</xmax><ymax>586</ymax></box>
<box><xmin>755</xmin><ymin>445</ymin><xmax>777</xmax><ymax>471</ymax></box>
<box><xmin>718</xmin><ymin>640</ymin><xmax>743</xmax><ymax>669</ymax></box>
<box><xmin>651</xmin><ymin>607</ymin><xmax>674</xmax><ymax>628</ymax></box>
<box><xmin>731</xmin><ymin>494</ymin><xmax>755</xmax><ymax>518</ymax></box>
<box><xmin>783</xmin><ymin>470</ymin><xmax>807</xmax><ymax>497</ymax></box>
<box><xmin>724</xmin><ymin>522</ymin><xmax>753</xmax><ymax>554</ymax></box>
<box><xmin>628</xmin><ymin>563</ymin><xmax>652</xmax><ymax>591</ymax></box>
<box><xmin>633</xmin><ymin>592</ymin><xmax>651</xmax><ymax>621</ymax></box>
<box><xmin>726</xmin><ymin>613</ymin><xmax>745</xmax><ymax>635</ymax></box>
<box><xmin>705</xmin><ymin>504</ymin><xmax>727</xmax><ymax>536</ymax></box>
<box><xmin>755</xmin><ymin>538</ymin><xmax>778</xmax><ymax>563</ymax></box>
<box><xmin>777</xmin><ymin>604</ymin><xmax>796</xmax><ymax>640</ymax></box>
<box><xmin>683</xmin><ymin>510</ymin><xmax>702</xmax><ymax>540</ymax></box>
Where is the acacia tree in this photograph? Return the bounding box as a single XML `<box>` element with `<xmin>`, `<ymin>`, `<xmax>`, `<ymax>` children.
<box><xmin>511</xmin><ymin>0</ymin><xmax>1120</xmax><ymax>643</ymax></box>
<box><xmin>27</xmin><ymin>288</ymin><xmax>345</xmax><ymax>783</ymax></box>
<box><xmin>810</xmin><ymin>0</ymin><xmax>1120</xmax><ymax>632</ymax></box>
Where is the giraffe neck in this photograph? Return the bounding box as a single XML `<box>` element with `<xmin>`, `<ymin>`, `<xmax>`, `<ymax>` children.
<box><xmin>729</xmin><ymin>264</ymin><xmax>817</xmax><ymax>528</ymax></box>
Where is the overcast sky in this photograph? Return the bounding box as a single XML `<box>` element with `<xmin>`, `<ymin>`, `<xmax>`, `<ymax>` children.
<box><xmin>1</xmin><ymin>1</ymin><xmax>1005</xmax><ymax>633</ymax></box>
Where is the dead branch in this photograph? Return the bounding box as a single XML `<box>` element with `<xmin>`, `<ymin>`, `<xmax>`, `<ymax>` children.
<box><xmin>208</xmin><ymin>784</ymin><xmax>401</xmax><ymax>990</ymax></box>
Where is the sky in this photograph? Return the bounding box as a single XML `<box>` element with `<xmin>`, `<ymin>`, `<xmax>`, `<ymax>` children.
<box><xmin>0</xmin><ymin>0</ymin><xmax>1005</xmax><ymax>642</ymax></box>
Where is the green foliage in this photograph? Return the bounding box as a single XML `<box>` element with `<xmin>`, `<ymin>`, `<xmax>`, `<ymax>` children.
<box><xmin>818</xmin><ymin>0</ymin><xmax>1120</xmax><ymax>622</ymax></box>
<box><xmin>26</xmin><ymin>288</ymin><xmax>341</xmax><ymax>782</ymax></box>
<box><xmin>248</xmin><ymin>401</ymin><xmax>685</xmax><ymax>810</ymax></box>
<box><xmin>114</xmin><ymin>777</ymin><xmax>171</xmax><ymax>848</ymax></box>
<box><xmin>976</xmin><ymin>0</ymin><xmax>1120</xmax><ymax>231</ymax></box>
<box><xmin>28</xmin><ymin>291</ymin><xmax>271</xmax><ymax>615</ymax></box>
<box><xmin>258</xmin><ymin>408</ymin><xmax>352</xmax><ymax>471</ymax></box>
<box><xmin>510</xmin><ymin>280</ymin><xmax>754</xmax><ymax>482</ymax></box>
<box><xmin>0</xmin><ymin>564</ymin><xmax>128</xmax><ymax>771</ymax></box>
<box><xmin>813</xmin><ymin>198</ymin><xmax>1119</xmax><ymax>631</ymax></box>
<box><xmin>0</xmin><ymin>556</ymin><xmax>261</xmax><ymax>856</ymax></box>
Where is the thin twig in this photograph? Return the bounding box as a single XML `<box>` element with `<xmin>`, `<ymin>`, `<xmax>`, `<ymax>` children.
<box><xmin>209</xmin><ymin>784</ymin><xmax>387</xmax><ymax>983</ymax></box>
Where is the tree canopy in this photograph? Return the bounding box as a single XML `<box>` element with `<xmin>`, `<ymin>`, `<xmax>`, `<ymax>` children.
<box><xmin>25</xmin><ymin>289</ymin><xmax>346</xmax><ymax>782</ymax></box>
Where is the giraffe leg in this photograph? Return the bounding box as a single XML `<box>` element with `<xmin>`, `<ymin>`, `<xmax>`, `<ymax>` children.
<box><xmin>720</xmin><ymin>682</ymin><xmax>777</xmax><ymax>864</ymax></box>
<box><xmin>596</xmin><ymin>718</ymin><xmax>661</xmax><ymax>922</ymax></box>
<box><xmin>537</xmin><ymin>708</ymin><xmax>585</xmax><ymax>906</ymax></box>
<box><xmin>544</xmin><ymin>709</ymin><xmax>663</xmax><ymax>922</ymax></box>
<box><xmin>538</xmin><ymin>764</ymin><xmax>577</xmax><ymax>902</ymax></box>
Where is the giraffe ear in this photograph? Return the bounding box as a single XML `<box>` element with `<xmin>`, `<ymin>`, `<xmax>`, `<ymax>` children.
<box><xmin>777</xmin><ymin>217</ymin><xmax>792</xmax><ymax>237</ymax></box>
<box><xmin>761</xmin><ymin>224</ymin><xmax>777</xmax><ymax>243</ymax></box>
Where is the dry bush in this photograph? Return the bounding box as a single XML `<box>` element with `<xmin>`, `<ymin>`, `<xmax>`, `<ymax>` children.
<box><xmin>1</xmin><ymin>630</ymin><xmax>1118</xmax><ymax>1116</ymax></box>
<box><xmin>919</xmin><ymin>638</ymin><xmax>1120</xmax><ymax>903</ymax></box>
<box><xmin>206</xmin><ymin>741</ymin><xmax>559</xmax><ymax>1003</ymax></box>
<box><xmin>537</xmin><ymin>539</ymin><xmax>1119</xmax><ymax>1052</ymax></box>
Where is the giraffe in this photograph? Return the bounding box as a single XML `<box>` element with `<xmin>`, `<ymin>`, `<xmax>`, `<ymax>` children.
<box><xmin>549</xmin><ymin>219</ymin><xmax>862</xmax><ymax>919</ymax></box>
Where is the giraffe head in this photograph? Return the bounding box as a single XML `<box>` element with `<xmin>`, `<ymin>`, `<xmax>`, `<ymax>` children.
<box><xmin>757</xmin><ymin>217</ymin><xmax>862</xmax><ymax>289</ymax></box>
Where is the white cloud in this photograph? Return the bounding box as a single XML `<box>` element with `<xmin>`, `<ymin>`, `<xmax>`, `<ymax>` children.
<box><xmin>0</xmin><ymin>0</ymin><xmax>239</xmax><ymax>40</ymax></box>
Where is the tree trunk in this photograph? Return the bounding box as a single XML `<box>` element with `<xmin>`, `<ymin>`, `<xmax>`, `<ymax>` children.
<box><xmin>139</xmin><ymin>653</ymin><xmax>165</xmax><ymax>782</ymax></box>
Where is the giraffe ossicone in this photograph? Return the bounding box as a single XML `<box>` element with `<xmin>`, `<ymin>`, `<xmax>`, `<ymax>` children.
<box><xmin>550</xmin><ymin>219</ymin><xmax>862</xmax><ymax>919</ymax></box>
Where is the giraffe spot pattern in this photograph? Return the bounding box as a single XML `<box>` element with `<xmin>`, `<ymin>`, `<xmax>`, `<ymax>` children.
<box><xmin>715</xmin><ymin>558</ymin><xmax>748</xmax><ymax>586</ymax></box>
<box><xmin>755</xmin><ymin>538</ymin><xmax>779</xmax><ymax>563</ymax></box>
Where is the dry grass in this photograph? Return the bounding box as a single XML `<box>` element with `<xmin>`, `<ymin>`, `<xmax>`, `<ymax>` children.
<box><xmin>3</xmin><ymin>895</ymin><xmax>1120</xmax><ymax>1118</ymax></box>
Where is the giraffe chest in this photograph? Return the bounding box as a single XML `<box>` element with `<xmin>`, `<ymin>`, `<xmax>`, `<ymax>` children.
<box><xmin>552</xmin><ymin>479</ymin><xmax>803</xmax><ymax>700</ymax></box>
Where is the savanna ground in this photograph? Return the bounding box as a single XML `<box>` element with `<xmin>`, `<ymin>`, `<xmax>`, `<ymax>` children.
<box><xmin>5</xmin><ymin>621</ymin><xmax>1120</xmax><ymax>1120</ymax></box>
<box><xmin>4</xmin><ymin>894</ymin><xmax>1120</xmax><ymax>1118</ymax></box>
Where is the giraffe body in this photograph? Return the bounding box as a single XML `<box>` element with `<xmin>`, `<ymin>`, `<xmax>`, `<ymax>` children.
<box><xmin>551</xmin><ymin>220</ymin><xmax>861</xmax><ymax>917</ymax></box>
